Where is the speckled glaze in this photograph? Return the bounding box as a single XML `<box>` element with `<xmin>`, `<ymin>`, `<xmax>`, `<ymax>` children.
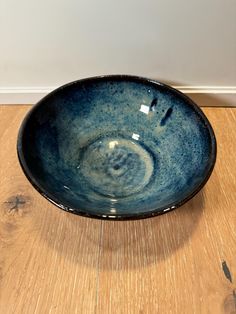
<box><xmin>17</xmin><ymin>75</ymin><xmax>216</xmax><ymax>220</ymax></box>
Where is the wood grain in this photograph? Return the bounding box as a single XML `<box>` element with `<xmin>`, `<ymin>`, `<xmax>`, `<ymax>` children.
<box><xmin>0</xmin><ymin>106</ymin><xmax>236</xmax><ymax>314</ymax></box>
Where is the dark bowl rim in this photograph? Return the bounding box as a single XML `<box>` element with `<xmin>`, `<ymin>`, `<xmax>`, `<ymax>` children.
<box><xmin>17</xmin><ymin>74</ymin><xmax>217</xmax><ymax>220</ymax></box>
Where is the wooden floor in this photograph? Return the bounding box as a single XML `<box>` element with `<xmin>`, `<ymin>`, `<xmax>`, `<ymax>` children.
<box><xmin>0</xmin><ymin>106</ymin><xmax>236</xmax><ymax>314</ymax></box>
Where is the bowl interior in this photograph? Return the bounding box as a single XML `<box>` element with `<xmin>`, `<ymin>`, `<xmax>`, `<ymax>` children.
<box><xmin>18</xmin><ymin>76</ymin><xmax>216</xmax><ymax>219</ymax></box>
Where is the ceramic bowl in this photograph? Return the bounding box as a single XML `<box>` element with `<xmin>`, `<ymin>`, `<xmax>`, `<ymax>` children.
<box><xmin>17</xmin><ymin>75</ymin><xmax>216</xmax><ymax>220</ymax></box>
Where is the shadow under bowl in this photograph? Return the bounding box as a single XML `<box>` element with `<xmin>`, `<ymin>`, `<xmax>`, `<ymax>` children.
<box><xmin>17</xmin><ymin>75</ymin><xmax>216</xmax><ymax>220</ymax></box>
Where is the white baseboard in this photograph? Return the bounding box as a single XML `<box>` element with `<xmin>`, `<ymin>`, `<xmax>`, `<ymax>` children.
<box><xmin>0</xmin><ymin>86</ymin><xmax>235</xmax><ymax>106</ymax></box>
<box><xmin>0</xmin><ymin>87</ymin><xmax>54</xmax><ymax>105</ymax></box>
<box><xmin>174</xmin><ymin>86</ymin><xmax>236</xmax><ymax>107</ymax></box>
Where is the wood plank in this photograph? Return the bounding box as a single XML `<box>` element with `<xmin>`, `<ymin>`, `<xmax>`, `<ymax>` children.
<box><xmin>96</xmin><ymin>108</ymin><xmax>236</xmax><ymax>314</ymax></box>
<box><xmin>0</xmin><ymin>106</ymin><xmax>101</xmax><ymax>313</ymax></box>
<box><xmin>0</xmin><ymin>106</ymin><xmax>236</xmax><ymax>313</ymax></box>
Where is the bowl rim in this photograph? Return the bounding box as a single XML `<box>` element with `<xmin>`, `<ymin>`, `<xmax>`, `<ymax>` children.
<box><xmin>17</xmin><ymin>74</ymin><xmax>217</xmax><ymax>220</ymax></box>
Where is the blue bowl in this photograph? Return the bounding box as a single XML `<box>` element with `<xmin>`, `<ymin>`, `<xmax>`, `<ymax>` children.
<box><xmin>17</xmin><ymin>75</ymin><xmax>216</xmax><ymax>220</ymax></box>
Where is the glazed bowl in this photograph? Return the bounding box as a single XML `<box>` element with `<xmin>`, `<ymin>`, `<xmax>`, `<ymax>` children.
<box><xmin>17</xmin><ymin>75</ymin><xmax>216</xmax><ymax>220</ymax></box>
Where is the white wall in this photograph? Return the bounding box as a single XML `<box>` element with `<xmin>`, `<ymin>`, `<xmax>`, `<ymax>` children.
<box><xmin>0</xmin><ymin>0</ymin><xmax>236</xmax><ymax>103</ymax></box>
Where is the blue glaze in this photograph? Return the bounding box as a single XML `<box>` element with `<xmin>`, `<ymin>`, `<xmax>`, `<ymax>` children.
<box><xmin>160</xmin><ymin>107</ymin><xmax>173</xmax><ymax>126</ymax></box>
<box><xmin>17</xmin><ymin>75</ymin><xmax>216</xmax><ymax>220</ymax></box>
